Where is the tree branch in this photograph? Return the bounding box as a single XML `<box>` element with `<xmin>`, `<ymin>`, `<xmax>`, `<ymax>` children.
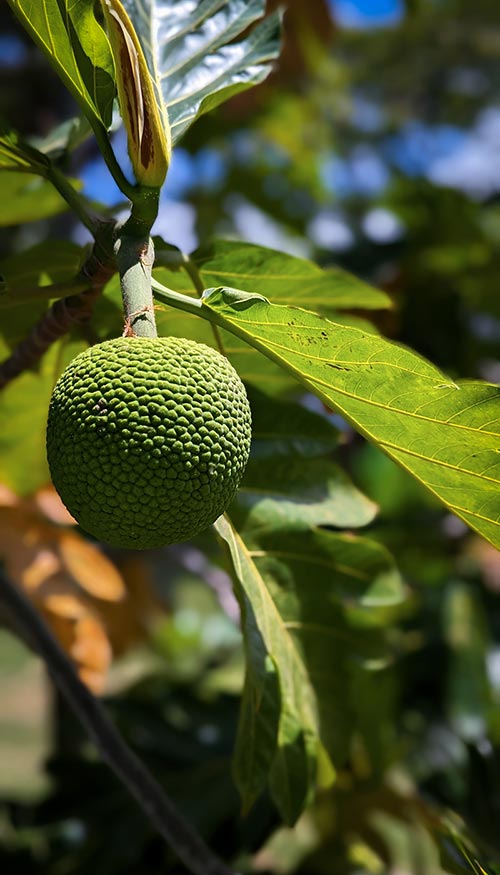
<box><xmin>0</xmin><ymin>226</ymin><xmax>116</xmax><ymax>389</ymax></box>
<box><xmin>0</xmin><ymin>570</ymin><xmax>238</xmax><ymax>875</ymax></box>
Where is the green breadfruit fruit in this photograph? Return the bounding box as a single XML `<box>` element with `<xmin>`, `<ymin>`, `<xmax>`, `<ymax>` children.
<box><xmin>46</xmin><ymin>336</ymin><xmax>252</xmax><ymax>549</ymax></box>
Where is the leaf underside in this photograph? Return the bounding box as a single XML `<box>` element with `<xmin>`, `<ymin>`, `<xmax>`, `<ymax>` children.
<box><xmin>121</xmin><ymin>0</ymin><xmax>282</xmax><ymax>143</ymax></box>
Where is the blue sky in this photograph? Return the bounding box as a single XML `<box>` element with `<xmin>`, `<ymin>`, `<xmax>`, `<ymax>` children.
<box><xmin>329</xmin><ymin>0</ymin><xmax>404</xmax><ymax>28</ymax></box>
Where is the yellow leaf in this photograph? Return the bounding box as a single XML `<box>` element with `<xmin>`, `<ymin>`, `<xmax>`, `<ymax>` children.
<box><xmin>59</xmin><ymin>530</ymin><xmax>126</xmax><ymax>602</ymax></box>
<box><xmin>34</xmin><ymin>484</ymin><xmax>76</xmax><ymax>525</ymax></box>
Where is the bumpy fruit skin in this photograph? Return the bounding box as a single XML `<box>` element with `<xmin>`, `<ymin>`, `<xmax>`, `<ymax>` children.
<box><xmin>46</xmin><ymin>337</ymin><xmax>251</xmax><ymax>549</ymax></box>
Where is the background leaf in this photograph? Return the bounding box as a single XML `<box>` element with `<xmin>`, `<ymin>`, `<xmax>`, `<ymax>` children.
<box><xmin>235</xmin><ymin>385</ymin><xmax>377</xmax><ymax>532</ymax></box>
<box><xmin>214</xmin><ymin>385</ymin><xmax>404</xmax><ymax>821</ymax></box>
<box><xmin>444</xmin><ymin>583</ymin><xmax>491</xmax><ymax>742</ymax></box>
<box><xmin>0</xmin><ymin>173</ymin><xmax>78</xmax><ymax>226</ymax></box>
<box><xmin>0</xmin><ymin>125</ymin><xmax>50</xmax><ymax>174</ymax></box>
<box><xmin>155</xmin><ymin>239</ymin><xmax>392</xmax><ymax>312</ymax></box>
<box><xmin>0</xmin><ymin>338</ymin><xmax>86</xmax><ymax>494</ymax></box>
<box><xmin>7</xmin><ymin>0</ymin><xmax>115</xmax><ymax>129</ymax></box>
<box><xmin>0</xmin><ymin>240</ymin><xmax>84</xmax><ymax>318</ymax></box>
<box><xmin>217</xmin><ymin>510</ymin><xmax>404</xmax><ymax>820</ymax></box>
<box><xmin>191</xmin><ymin>240</ymin><xmax>393</xmax><ymax>311</ymax></box>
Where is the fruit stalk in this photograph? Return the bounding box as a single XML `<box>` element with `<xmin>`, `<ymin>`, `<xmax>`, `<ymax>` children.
<box><xmin>115</xmin><ymin>233</ymin><xmax>157</xmax><ymax>338</ymax></box>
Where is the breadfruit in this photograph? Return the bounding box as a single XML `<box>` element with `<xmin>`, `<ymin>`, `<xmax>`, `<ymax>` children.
<box><xmin>46</xmin><ymin>337</ymin><xmax>251</xmax><ymax>549</ymax></box>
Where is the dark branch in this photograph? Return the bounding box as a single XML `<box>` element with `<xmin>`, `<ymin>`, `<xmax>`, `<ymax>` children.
<box><xmin>0</xmin><ymin>570</ymin><xmax>238</xmax><ymax>875</ymax></box>
<box><xmin>0</xmin><ymin>228</ymin><xmax>117</xmax><ymax>389</ymax></box>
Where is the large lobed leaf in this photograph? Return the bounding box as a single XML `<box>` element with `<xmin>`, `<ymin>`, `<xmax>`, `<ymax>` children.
<box><xmin>200</xmin><ymin>288</ymin><xmax>500</xmax><ymax>551</ymax></box>
<box><xmin>120</xmin><ymin>0</ymin><xmax>281</xmax><ymax>143</ymax></box>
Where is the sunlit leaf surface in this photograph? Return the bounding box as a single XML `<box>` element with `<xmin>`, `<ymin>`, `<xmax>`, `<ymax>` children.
<box><xmin>203</xmin><ymin>288</ymin><xmax>500</xmax><ymax>549</ymax></box>
<box><xmin>7</xmin><ymin>0</ymin><xmax>115</xmax><ymax>129</ymax></box>
<box><xmin>150</xmin><ymin>238</ymin><xmax>387</xmax><ymax>393</ymax></box>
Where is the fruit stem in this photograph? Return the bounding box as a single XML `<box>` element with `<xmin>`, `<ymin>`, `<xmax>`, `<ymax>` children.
<box><xmin>115</xmin><ymin>234</ymin><xmax>157</xmax><ymax>338</ymax></box>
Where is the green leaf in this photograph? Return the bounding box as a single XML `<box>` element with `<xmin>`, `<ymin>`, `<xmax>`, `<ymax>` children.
<box><xmin>7</xmin><ymin>0</ymin><xmax>115</xmax><ymax>130</ymax></box>
<box><xmin>0</xmin><ymin>241</ymin><xmax>87</xmax><ymax>493</ymax></box>
<box><xmin>235</xmin><ymin>386</ymin><xmax>377</xmax><ymax>532</ymax></box>
<box><xmin>0</xmin><ymin>241</ymin><xmax>84</xmax><ymax>330</ymax></box>
<box><xmin>202</xmin><ymin>288</ymin><xmax>500</xmax><ymax>550</ymax></box>
<box><xmin>31</xmin><ymin>116</ymin><xmax>94</xmax><ymax>160</ymax></box>
<box><xmin>215</xmin><ymin>514</ymin><xmax>321</xmax><ymax>824</ymax></box>
<box><xmin>121</xmin><ymin>0</ymin><xmax>281</xmax><ymax>143</ymax></box>
<box><xmin>236</xmin><ymin>458</ymin><xmax>377</xmax><ymax>532</ymax></box>
<box><xmin>154</xmin><ymin>239</ymin><xmax>392</xmax><ymax>312</ymax></box>
<box><xmin>444</xmin><ymin>583</ymin><xmax>491</xmax><ymax>741</ymax></box>
<box><xmin>192</xmin><ymin>240</ymin><xmax>393</xmax><ymax>311</ymax></box>
<box><xmin>246</xmin><ymin>384</ymin><xmax>341</xmax><ymax>460</ymax></box>
<box><xmin>0</xmin><ymin>239</ymin><xmax>84</xmax><ymax>291</ymax></box>
<box><xmin>241</xmin><ymin>526</ymin><xmax>406</xmax><ymax>614</ymax></box>
<box><xmin>0</xmin><ymin>336</ymin><xmax>87</xmax><ymax>494</ymax></box>
<box><xmin>217</xmin><ymin>513</ymin><xmax>402</xmax><ymax>818</ymax></box>
<box><xmin>0</xmin><ymin>172</ymin><xmax>78</xmax><ymax>226</ymax></box>
<box><xmin>151</xmin><ymin>239</ymin><xmax>389</xmax><ymax>394</ymax></box>
<box><xmin>0</xmin><ymin>124</ymin><xmax>50</xmax><ymax>174</ymax></box>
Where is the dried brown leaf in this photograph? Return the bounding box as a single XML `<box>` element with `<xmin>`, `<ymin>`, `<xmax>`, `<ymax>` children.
<box><xmin>59</xmin><ymin>530</ymin><xmax>126</xmax><ymax>602</ymax></box>
<box><xmin>0</xmin><ymin>489</ymin><xmax>162</xmax><ymax>694</ymax></box>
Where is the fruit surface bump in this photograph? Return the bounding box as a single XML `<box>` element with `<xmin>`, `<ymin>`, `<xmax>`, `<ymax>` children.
<box><xmin>46</xmin><ymin>337</ymin><xmax>251</xmax><ymax>548</ymax></box>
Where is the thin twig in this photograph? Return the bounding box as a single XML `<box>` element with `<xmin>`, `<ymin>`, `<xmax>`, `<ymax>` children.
<box><xmin>0</xmin><ymin>570</ymin><xmax>238</xmax><ymax>875</ymax></box>
<box><xmin>47</xmin><ymin>164</ymin><xmax>102</xmax><ymax>235</ymax></box>
<box><xmin>0</xmin><ymin>227</ymin><xmax>116</xmax><ymax>389</ymax></box>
